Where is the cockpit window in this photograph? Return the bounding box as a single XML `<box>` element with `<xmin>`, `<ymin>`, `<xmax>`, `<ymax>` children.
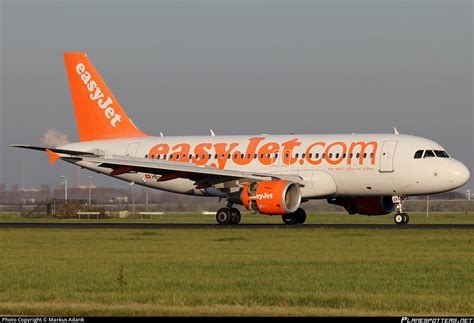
<box><xmin>434</xmin><ymin>150</ymin><xmax>449</xmax><ymax>158</ymax></box>
<box><xmin>423</xmin><ymin>150</ymin><xmax>435</xmax><ymax>158</ymax></box>
<box><xmin>414</xmin><ymin>150</ymin><xmax>424</xmax><ymax>159</ymax></box>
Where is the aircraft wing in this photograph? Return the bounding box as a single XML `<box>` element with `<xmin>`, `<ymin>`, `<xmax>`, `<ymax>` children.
<box><xmin>11</xmin><ymin>145</ymin><xmax>97</xmax><ymax>156</ymax></box>
<box><xmin>12</xmin><ymin>145</ymin><xmax>304</xmax><ymax>188</ymax></box>
<box><xmin>79</xmin><ymin>155</ymin><xmax>305</xmax><ymax>189</ymax></box>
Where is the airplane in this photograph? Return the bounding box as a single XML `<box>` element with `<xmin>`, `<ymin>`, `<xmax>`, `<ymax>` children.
<box><xmin>13</xmin><ymin>52</ymin><xmax>470</xmax><ymax>225</ymax></box>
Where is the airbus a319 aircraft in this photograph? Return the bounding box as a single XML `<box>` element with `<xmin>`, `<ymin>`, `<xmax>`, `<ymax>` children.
<box><xmin>14</xmin><ymin>53</ymin><xmax>470</xmax><ymax>225</ymax></box>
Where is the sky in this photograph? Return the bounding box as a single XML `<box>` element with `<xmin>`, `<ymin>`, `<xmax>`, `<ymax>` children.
<box><xmin>0</xmin><ymin>0</ymin><xmax>472</xmax><ymax>191</ymax></box>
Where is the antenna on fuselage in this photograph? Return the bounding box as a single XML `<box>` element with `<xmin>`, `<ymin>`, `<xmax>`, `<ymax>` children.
<box><xmin>393</xmin><ymin>127</ymin><xmax>400</xmax><ymax>135</ymax></box>
<box><xmin>160</xmin><ymin>132</ymin><xmax>164</xmax><ymax>137</ymax></box>
<box><xmin>210</xmin><ymin>129</ymin><xmax>216</xmax><ymax>137</ymax></box>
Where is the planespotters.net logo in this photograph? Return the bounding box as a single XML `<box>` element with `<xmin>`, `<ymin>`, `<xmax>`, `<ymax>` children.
<box><xmin>401</xmin><ymin>318</ymin><xmax>473</xmax><ymax>323</ymax></box>
<box><xmin>75</xmin><ymin>63</ymin><xmax>122</xmax><ymax>127</ymax></box>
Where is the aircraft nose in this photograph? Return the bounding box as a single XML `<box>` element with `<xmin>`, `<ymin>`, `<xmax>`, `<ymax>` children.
<box><xmin>449</xmin><ymin>160</ymin><xmax>470</xmax><ymax>189</ymax></box>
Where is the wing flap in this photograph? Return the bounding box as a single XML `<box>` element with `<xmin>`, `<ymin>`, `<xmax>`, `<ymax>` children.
<box><xmin>81</xmin><ymin>155</ymin><xmax>304</xmax><ymax>186</ymax></box>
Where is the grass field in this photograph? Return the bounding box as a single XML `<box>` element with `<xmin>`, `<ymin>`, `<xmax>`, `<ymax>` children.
<box><xmin>0</xmin><ymin>212</ymin><xmax>473</xmax><ymax>316</ymax></box>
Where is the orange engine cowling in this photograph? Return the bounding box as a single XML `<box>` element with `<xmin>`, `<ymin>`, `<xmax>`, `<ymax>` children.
<box><xmin>239</xmin><ymin>180</ymin><xmax>302</xmax><ymax>215</ymax></box>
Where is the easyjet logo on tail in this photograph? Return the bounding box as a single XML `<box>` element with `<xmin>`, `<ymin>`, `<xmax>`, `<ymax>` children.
<box><xmin>75</xmin><ymin>63</ymin><xmax>122</xmax><ymax>127</ymax></box>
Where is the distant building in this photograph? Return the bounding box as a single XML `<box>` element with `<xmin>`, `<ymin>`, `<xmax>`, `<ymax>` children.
<box><xmin>109</xmin><ymin>196</ymin><xmax>128</xmax><ymax>204</ymax></box>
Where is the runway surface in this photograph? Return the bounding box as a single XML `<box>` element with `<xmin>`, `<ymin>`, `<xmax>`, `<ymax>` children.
<box><xmin>0</xmin><ymin>222</ymin><xmax>472</xmax><ymax>229</ymax></box>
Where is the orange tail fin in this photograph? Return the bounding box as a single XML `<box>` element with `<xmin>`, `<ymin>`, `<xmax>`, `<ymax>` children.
<box><xmin>64</xmin><ymin>52</ymin><xmax>148</xmax><ymax>141</ymax></box>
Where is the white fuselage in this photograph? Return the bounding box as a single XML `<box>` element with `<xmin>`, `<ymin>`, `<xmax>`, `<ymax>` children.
<box><xmin>61</xmin><ymin>133</ymin><xmax>470</xmax><ymax>199</ymax></box>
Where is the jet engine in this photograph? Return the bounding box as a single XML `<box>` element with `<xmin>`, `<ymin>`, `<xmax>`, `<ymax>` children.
<box><xmin>228</xmin><ymin>180</ymin><xmax>302</xmax><ymax>215</ymax></box>
<box><xmin>327</xmin><ymin>196</ymin><xmax>395</xmax><ymax>216</ymax></box>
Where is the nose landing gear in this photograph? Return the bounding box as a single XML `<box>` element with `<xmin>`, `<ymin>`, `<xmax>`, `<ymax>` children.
<box><xmin>393</xmin><ymin>196</ymin><xmax>409</xmax><ymax>225</ymax></box>
<box><xmin>394</xmin><ymin>212</ymin><xmax>409</xmax><ymax>225</ymax></box>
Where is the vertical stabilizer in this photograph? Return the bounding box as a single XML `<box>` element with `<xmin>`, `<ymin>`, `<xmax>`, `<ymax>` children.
<box><xmin>64</xmin><ymin>52</ymin><xmax>148</xmax><ymax>141</ymax></box>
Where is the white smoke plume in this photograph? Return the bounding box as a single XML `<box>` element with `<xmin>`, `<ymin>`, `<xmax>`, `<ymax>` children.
<box><xmin>41</xmin><ymin>129</ymin><xmax>70</xmax><ymax>147</ymax></box>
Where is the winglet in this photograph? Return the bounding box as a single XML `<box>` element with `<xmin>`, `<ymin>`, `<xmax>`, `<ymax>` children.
<box><xmin>46</xmin><ymin>149</ymin><xmax>60</xmax><ymax>165</ymax></box>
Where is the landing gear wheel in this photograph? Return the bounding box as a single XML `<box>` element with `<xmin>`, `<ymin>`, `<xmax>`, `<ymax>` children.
<box><xmin>402</xmin><ymin>213</ymin><xmax>409</xmax><ymax>224</ymax></box>
<box><xmin>230</xmin><ymin>208</ymin><xmax>241</xmax><ymax>225</ymax></box>
<box><xmin>216</xmin><ymin>208</ymin><xmax>233</xmax><ymax>225</ymax></box>
<box><xmin>394</xmin><ymin>213</ymin><xmax>405</xmax><ymax>225</ymax></box>
<box><xmin>282</xmin><ymin>213</ymin><xmax>298</xmax><ymax>225</ymax></box>
<box><xmin>295</xmin><ymin>208</ymin><xmax>307</xmax><ymax>224</ymax></box>
<box><xmin>393</xmin><ymin>195</ymin><xmax>408</xmax><ymax>225</ymax></box>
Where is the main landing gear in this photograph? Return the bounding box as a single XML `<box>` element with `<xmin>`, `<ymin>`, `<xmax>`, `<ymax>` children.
<box><xmin>282</xmin><ymin>208</ymin><xmax>307</xmax><ymax>225</ymax></box>
<box><xmin>393</xmin><ymin>196</ymin><xmax>409</xmax><ymax>225</ymax></box>
<box><xmin>215</xmin><ymin>204</ymin><xmax>307</xmax><ymax>225</ymax></box>
<box><xmin>216</xmin><ymin>205</ymin><xmax>241</xmax><ymax>225</ymax></box>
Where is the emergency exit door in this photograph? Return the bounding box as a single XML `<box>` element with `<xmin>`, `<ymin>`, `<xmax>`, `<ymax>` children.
<box><xmin>125</xmin><ymin>142</ymin><xmax>141</xmax><ymax>157</ymax></box>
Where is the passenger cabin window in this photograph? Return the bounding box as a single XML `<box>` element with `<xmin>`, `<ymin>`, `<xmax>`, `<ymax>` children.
<box><xmin>424</xmin><ymin>150</ymin><xmax>435</xmax><ymax>158</ymax></box>
<box><xmin>414</xmin><ymin>150</ymin><xmax>423</xmax><ymax>159</ymax></box>
<box><xmin>434</xmin><ymin>150</ymin><xmax>449</xmax><ymax>158</ymax></box>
